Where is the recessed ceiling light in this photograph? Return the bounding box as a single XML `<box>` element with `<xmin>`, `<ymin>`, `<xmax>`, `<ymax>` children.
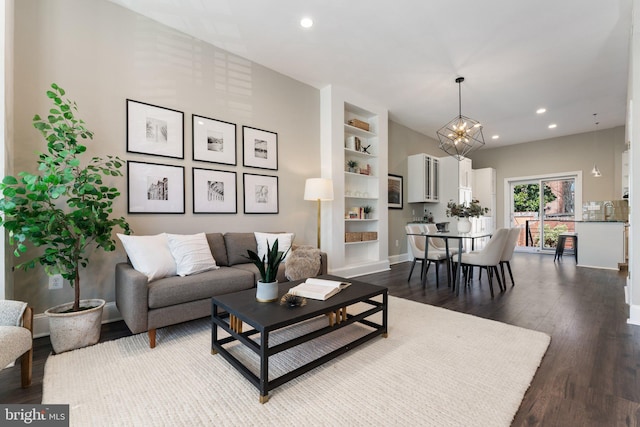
<box><xmin>300</xmin><ymin>17</ymin><xmax>313</xmax><ymax>28</ymax></box>
<box><xmin>492</xmin><ymin>135</ymin><xmax>499</xmax><ymax>140</ymax></box>
<box><xmin>548</xmin><ymin>124</ymin><xmax>557</xmax><ymax>129</ymax></box>
<box><xmin>536</xmin><ymin>108</ymin><xmax>547</xmax><ymax>114</ymax></box>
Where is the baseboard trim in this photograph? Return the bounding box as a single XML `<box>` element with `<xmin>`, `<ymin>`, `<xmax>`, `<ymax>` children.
<box><xmin>33</xmin><ymin>301</ymin><xmax>123</xmax><ymax>338</ymax></box>
<box><xmin>329</xmin><ymin>260</ymin><xmax>391</xmax><ymax>278</ymax></box>
<box><xmin>628</xmin><ymin>303</ymin><xmax>640</xmax><ymax>326</ymax></box>
<box><xmin>389</xmin><ymin>253</ymin><xmax>410</xmax><ymax>265</ymax></box>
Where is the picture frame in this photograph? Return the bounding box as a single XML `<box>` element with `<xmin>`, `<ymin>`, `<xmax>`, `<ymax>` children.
<box><xmin>192</xmin><ymin>114</ymin><xmax>237</xmax><ymax>165</ymax></box>
<box><xmin>243</xmin><ymin>173</ymin><xmax>279</xmax><ymax>214</ymax></box>
<box><xmin>192</xmin><ymin>167</ymin><xmax>237</xmax><ymax>214</ymax></box>
<box><xmin>388</xmin><ymin>174</ymin><xmax>403</xmax><ymax>209</ymax></box>
<box><xmin>127</xmin><ymin>161</ymin><xmax>185</xmax><ymax>214</ymax></box>
<box><xmin>242</xmin><ymin>126</ymin><xmax>278</xmax><ymax>170</ymax></box>
<box><xmin>126</xmin><ymin>99</ymin><xmax>184</xmax><ymax>159</ymax></box>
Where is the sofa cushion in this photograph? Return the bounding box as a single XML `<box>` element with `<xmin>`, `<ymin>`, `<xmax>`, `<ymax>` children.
<box><xmin>254</xmin><ymin>232</ymin><xmax>294</xmax><ymax>261</ymax></box>
<box><xmin>167</xmin><ymin>233</ymin><xmax>219</xmax><ymax>276</ymax></box>
<box><xmin>148</xmin><ymin>267</ymin><xmax>254</xmax><ymax>309</ymax></box>
<box><xmin>224</xmin><ymin>233</ymin><xmax>258</xmax><ymax>266</ymax></box>
<box><xmin>285</xmin><ymin>246</ymin><xmax>322</xmax><ymax>281</ymax></box>
<box><xmin>206</xmin><ymin>233</ymin><xmax>228</xmax><ymax>266</ymax></box>
<box><xmin>117</xmin><ymin>233</ymin><xmax>177</xmax><ymax>282</ymax></box>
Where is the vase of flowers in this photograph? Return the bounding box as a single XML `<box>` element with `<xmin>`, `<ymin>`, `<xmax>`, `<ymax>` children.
<box><xmin>445</xmin><ymin>199</ymin><xmax>488</xmax><ymax>233</ymax></box>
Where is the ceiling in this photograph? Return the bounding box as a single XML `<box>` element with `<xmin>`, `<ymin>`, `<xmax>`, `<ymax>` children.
<box><xmin>108</xmin><ymin>0</ymin><xmax>632</xmax><ymax>148</ymax></box>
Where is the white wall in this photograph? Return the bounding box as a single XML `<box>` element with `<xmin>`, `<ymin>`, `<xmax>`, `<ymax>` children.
<box><xmin>11</xmin><ymin>0</ymin><xmax>320</xmax><ymax>313</ymax></box>
<box><xmin>1</xmin><ymin>0</ymin><xmax>14</xmax><ymax>300</ymax></box>
<box><xmin>627</xmin><ymin>0</ymin><xmax>640</xmax><ymax>324</ymax></box>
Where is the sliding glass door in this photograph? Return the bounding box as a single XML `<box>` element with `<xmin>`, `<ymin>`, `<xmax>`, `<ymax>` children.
<box><xmin>539</xmin><ymin>178</ymin><xmax>576</xmax><ymax>251</ymax></box>
<box><xmin>508</xmin><ymin>173</ymin><xmax>580</xmax><ymax>253</ymax></box>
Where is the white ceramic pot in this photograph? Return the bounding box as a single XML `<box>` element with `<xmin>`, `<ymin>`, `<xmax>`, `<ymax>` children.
<box><xmin>457</xmin><ymin>217</ymin><xmax>472</xmax><ymax>233</ymax></box>
<box><xmin>45</xmin><ymin>299</ymin><xmax>105</xmax><ymax>354</ymax></box>
<box><xmin>256</xmin><ymin>281</ymin><xmax>279</xmax><ymax>302</ymax></box>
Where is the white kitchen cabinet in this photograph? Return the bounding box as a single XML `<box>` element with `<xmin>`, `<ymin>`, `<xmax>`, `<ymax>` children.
<box><xmin>458</xmin><ymin>157</ymin><xmax>473</xmax><ymax>189</ymax></box>
<box><xmin>408</xmin><ymin>153</ymin><xmax>439</xmax><ymax>203</ymax></box>
<box><xmin>472</xmin><ymin>167</ymin><xmax>497</xmax><ymax>230</ymax></box>
<box><xmin>426</xmin><ymin>155</ymin><xmax>472</xmax><ymax>226</ymax></box>
<box><xmin>622</xmin><ymin>150</ymin><xmax>629</xmax><ymax>198</ymax></box>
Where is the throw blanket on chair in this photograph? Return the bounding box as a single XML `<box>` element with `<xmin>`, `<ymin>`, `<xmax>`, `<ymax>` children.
<box><xmin>285</xmin><ymin>246</ymin><xmax>322</xmax><ymax>281</ymax></box>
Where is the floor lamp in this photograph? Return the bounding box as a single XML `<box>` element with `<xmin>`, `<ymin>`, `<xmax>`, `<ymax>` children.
<box><xmin>304</xmin><ymin>178</ymin><xmax>334</xmax><ymax>249</ymax></box>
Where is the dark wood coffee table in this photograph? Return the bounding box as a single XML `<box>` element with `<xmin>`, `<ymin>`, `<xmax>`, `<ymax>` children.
<box><xmin>211</xmin><ymin>275</ymin><xmax>388</xmax><ymax>403</ymax></box>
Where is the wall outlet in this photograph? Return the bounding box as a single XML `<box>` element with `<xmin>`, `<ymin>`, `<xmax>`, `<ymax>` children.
<box><xmin>395</xmin><ymin>240</ymin><xmax>399</xmax><ymax>247</ymax></box>
<box><xmin>49</xmin><ymin>274</ymin><xmax>64</xmax><ymax>290</ymax></box>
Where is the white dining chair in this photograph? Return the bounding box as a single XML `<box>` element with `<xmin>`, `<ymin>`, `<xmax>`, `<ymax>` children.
<box><xmin>456</xmin><ymin>228</ymin><xmax>510</xmax><ymax>297</ymax></box>
<box><xmin>406</xmin><ymin>224</ymin><xmax>450</xmax><ymax>288</ymax></box>
<box><xmin>422</xmin><ymin>223</ymin><xmax>459</xmax><ymax>286</ymax></box>
<box><xmin>499</xmin><ymin>227</ymin><xmax>521</xmax><ymax>287</ymax></box>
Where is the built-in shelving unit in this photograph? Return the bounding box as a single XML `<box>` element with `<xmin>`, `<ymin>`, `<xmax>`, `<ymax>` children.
<box><xmin>320</xmin><ymin>85</ymin><xmax>389</xmax><ymax>277</ymax></box>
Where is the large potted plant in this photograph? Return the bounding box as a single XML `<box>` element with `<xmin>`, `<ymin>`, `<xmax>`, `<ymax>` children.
<box><xmin>0</xmin><ymin>83</ymin><xmax>130</xmax><ymax>353</ymax></box>
<box><xmin>246</xmin><ymin>239</ymin><xmax>289</xmax><ymax>302</ymax></box>
<box><xmin>446</xmin><ymin>199</ymin><xmax>488</xmax><ymax>233</ymax></box>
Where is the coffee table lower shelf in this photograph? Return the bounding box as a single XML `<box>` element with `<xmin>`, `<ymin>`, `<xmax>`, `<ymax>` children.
<box><xmin>211</xmin><ymin>280</ymin><xmax>388</xmax><ymax>403</ymax></box>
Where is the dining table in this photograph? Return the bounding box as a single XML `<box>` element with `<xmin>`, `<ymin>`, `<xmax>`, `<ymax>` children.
<box><xmin>407</xmin><ymin>230</ymin><xmax>493</xmax><ymax>295</ymax></box>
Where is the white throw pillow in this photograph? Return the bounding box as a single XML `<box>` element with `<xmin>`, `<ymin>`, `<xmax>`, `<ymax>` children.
<box><xmin>166</xmin><ymin>233</ymin><xmax>219</xmax><ymax>276</ymax></box>
<box><xmin>117</xmin><ymin>233</ymin><xmax>177</xmax><ymax>282</ymax></box>
<box><xmin>254</xmin><ymin>232</ymin><xmax>294</xmax><ymax>261</ymax></box>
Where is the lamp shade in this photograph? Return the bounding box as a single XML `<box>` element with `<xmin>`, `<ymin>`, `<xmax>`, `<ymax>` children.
<box><xmin>304</xmin><ymin>178</ymin><xmax>334</xmax><ymax>201</ymax></box>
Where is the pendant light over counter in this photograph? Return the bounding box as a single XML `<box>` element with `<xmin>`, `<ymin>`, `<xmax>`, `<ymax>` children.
<box><xmin>591</xmin><ymin>113</ymin><xmax>602</xmax><ymax>178</ymax></box>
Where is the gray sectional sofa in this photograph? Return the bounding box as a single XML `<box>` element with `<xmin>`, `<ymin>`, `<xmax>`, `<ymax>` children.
<box><xmin>115</xmin><ymin>232</ymin><xmax>327</xmax><ymax>347</ymax></box>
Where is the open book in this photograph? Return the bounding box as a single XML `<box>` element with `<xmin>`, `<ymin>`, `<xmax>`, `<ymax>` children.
<box><xmin>288</xmin><ymin>278</ymin><xmax>351</xmax><ymax>301</ymax></box>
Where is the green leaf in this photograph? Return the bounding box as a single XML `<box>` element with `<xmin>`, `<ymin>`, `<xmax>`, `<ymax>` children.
<box><xmin>3</xmin><ymin>176</ymin><xmax>18</xmax><ymax>185</ymax></box>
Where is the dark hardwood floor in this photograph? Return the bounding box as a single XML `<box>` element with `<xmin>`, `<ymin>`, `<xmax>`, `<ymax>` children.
<box><xmin>2</xmin><ymin>252</ymin><xmax>637</xmax><ymax>426</ymax></box>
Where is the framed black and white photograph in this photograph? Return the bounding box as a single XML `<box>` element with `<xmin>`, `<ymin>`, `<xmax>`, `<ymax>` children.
<box><xmin>192</xmin><ymin>115</ymin><xmax>237</xmax><ymax>165</ymax></box>
<box><xmin>242</xmin><ymin>126</ymin><xmax>278</xmax><ymax>170</ymax></box>
<box><xmin>127</xmin><ymin>99</ymin><xmax>184</xmax><ymax>159</ymax></box>
<box><xmin>388</xmin><ymin>174</ymin><xmax>403</xmax><ymax>209</ymax></box>
<box><xmin>243</xmin><ymin>173</ymin><xmax>278</xmax><ymax>214</ymax></box>
<box><xmin>127</xmin><ymin>161</ymin><xmax>185</xmax><ymax>214</ymax></box>
<box><xmin>192</xmin><ymin>167</ymin><xmax>237</xmax><ymax>214</ymax></box>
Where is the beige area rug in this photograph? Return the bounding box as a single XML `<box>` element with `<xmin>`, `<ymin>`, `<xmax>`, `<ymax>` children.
<box><xmin>42</xmin><ymin>296</ymin><xmax>550</xmax><ymax>426</ymax></box>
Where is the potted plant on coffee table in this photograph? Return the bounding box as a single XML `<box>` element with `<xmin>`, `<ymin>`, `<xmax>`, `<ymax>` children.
<box><xmin>0</xmin><ymin>83</ymin><xmax>130</xmax><ymax>353</ymax></box>
<box><xmin>445</xmin><ymin>199</ymin><xmax>488</xmax><ymax>233</ymax></box>
<box><xmin>246</xmin><ymin>239</ymin><xmax>289</xmax><ymax>302</ymax></box>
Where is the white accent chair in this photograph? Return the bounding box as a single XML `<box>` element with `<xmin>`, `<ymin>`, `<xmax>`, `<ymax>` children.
<box><xmin>406</xmin><ymin>224</ymin><xmax>451</xmax><ymax>287</ymax></box>
<box><xmin>0</xmin><ymin>300</ymin><xmax>33</xmax><ymax>388</ymax></box>
<box><xmin>457</xmin><ymin>228</ymin><xmax>510</xmax><ymax>297</ymax></box>
<box><xmin>499</xmin><ymin>227</ymin><xmax>521</xmax><ymax>287</ymax></box>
